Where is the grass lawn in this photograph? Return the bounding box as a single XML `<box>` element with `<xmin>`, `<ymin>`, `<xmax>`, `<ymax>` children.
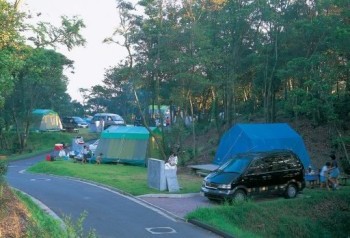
<box><xmin>186</xmin><ymin>186</ymin><xmax>350</xmax><ymax>238</ymax></box>
<box><xmin>27</xmin><ymin>160</ymin><xmax>203</xmax><ymax>196</ymax></box>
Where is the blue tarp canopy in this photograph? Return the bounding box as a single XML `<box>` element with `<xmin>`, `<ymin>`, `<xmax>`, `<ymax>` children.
<box><xmin>213</xmin><ymin>123</ymin><xmax>311</xmax><ymax>168</ymax></box>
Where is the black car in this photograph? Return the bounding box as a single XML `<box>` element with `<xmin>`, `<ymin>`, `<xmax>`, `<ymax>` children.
<box><xmin>201</xmin><ymin>150</ymin><xmax>305</xmax><ymax>201</ymax></box>
<box><xmin>62</xmin><ymin>117</ymin><xmax>88</xmax><ymax>131</ymax></box>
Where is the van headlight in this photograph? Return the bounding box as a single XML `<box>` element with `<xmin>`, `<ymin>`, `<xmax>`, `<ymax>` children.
<box><xmin>202</xmin><ymin>179</ymin><xmax>207</xmax><ymax>186</ymax></box>
<box><xmin>218</xmin><ymin>184</ymin><xmax>231</xmax><ymax>189</ymax></box>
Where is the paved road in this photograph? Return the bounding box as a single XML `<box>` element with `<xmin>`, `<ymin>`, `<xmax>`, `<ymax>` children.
<box><xmin>6</xmin><ymin>155</ymin><xmax>219</xmax><ymax>238</ymax></box>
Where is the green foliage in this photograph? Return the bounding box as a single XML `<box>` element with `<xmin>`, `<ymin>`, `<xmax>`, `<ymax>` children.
<box><xmin>91</xmin><ymin>0</ymin><xmax>350</xmax><ymax>127</ymax></box>
<box><xmin>29</xmin><ymin>16</ymin><xmax>86</xmax><ymax>50</ymax></box>
<box><xmin>63</xmin><ymin>211</ymin><xmax>97</xmax><ymax>238</ymax></box>
<box><xmin>0</xmin><ymin>159</ymin><xmax>8</xmax><ymax>177</ymax></box>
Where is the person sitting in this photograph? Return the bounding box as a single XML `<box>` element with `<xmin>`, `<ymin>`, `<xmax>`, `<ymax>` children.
<box><xmin>165</xmin><ymin>153</ymin><xmax>178</xmax><ymax>170</ymax></box>
<box><xmin>305</xmin><ymin>165</ymin><xmax>317</xmax><ymax>188</ymax></box>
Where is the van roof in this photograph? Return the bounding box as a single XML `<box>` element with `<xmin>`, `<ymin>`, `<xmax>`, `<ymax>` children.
<box><xmin>94</xmin><ymin>113</ymin><xmax>120</xmax><ymax>116</ymax></box>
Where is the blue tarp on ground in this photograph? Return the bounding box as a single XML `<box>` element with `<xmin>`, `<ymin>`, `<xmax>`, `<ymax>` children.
<box><xmin>213</xmin><ymin>123</ymin><xmax>311</xmax><ymax>168</ymax></box>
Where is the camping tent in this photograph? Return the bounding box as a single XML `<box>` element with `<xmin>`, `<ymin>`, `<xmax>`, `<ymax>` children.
<box><xmin>94</xmin><ymin>126</ymin><xmax>161</xmax><ymax>165</ymax></box>
<box><xmin>213</xmin><ymin>123</ymin><xmax>311</xmax><ymax>168</ymax></box>
<box><xmin>31</xmin><ymin>109</ymin><xmax>63</xmax><ymax>131</ymax></box>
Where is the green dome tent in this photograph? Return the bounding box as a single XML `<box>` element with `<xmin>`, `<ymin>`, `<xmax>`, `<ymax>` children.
<box><xmin>31</xmin><ymin>109</ymin><xmax>63</xmax><ymax>131</ymax></box>
<box><xmin>94</xmin><ymin>126</ymin><xmax>161</xmax><ymax>165</ymax></box>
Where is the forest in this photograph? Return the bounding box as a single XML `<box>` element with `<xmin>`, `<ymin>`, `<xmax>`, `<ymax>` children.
<box><xmin>0</xmin><ymin>0</ymin><xmax>349</xmax><ymax>163</ymax></box>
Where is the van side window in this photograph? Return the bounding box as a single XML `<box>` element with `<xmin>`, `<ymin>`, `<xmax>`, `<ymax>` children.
<box><xmin>284</xmin><ymin>155</ymin><xmax>300</xmax><ymax>169</ymax></box>
<box><xmin>271</xmin><ymin>156</ymin><xmax>287</xmax><ymax>171</ymax></box>
<box><xmin>248</xmin><ymin>158</ymin><xmax>270</xmax><ymax>174</ymax></box>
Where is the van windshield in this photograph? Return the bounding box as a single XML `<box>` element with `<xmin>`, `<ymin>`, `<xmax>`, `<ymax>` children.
<box><xmin>73</xmin><ymin>117</ymin><xmax>85</xmax><ymax>123</ymax></box>
<box><xmin>218</xmin><ymin>157</ymin><xmax>252</xmax><ymax>173</ymax></box>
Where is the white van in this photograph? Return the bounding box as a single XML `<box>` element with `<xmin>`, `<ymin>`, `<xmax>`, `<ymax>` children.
<box><xmin>90</xmin><ymin>113</ymin><xmax>125</xmax><ymax>132</ymax></box>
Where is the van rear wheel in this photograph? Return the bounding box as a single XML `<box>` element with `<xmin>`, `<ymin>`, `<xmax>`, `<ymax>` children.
<box><xmin>285</xmin><ymin>184</ymin><xmax>297</xmax><ymax>199</ymax></box>
<box><xmin>232</xmin><ymin>189</ymin><xmax>246</xmax><ymax>202</ymax></box>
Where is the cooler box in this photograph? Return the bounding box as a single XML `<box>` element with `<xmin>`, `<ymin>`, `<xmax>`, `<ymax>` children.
<box><xmin>54</xmin><ymin>144</ymin><xmax>64</xmax><ymax>151</ymax></box>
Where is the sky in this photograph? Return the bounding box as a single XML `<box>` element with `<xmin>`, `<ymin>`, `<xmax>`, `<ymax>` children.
<box><xmin>19</xmin><ymin>0</ymin><xmax>129</xmax><ymax>102</ymax></box>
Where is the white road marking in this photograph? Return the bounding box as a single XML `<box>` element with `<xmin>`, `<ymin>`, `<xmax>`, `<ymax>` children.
<box><xmin>146</xmin><ymin>227</ymin><xmax>176</xmax><ymax>234</ymax></box>
<box><xmin>30</xmin><ymin>178</ymin><xmax>51</xmax><ymax>182</ymax></box>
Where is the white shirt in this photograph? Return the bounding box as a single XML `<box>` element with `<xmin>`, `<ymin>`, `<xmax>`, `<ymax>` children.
<box><xmin>320</xmin><ymin>165</ymin><xmax>328</xmax><ymax>177</ymax></box>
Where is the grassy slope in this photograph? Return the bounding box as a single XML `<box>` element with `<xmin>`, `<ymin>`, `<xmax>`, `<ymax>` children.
<box><xmin>186</xmin><ymin>187</ymin><xmax>350</xmax><ymax>238</ymax></box>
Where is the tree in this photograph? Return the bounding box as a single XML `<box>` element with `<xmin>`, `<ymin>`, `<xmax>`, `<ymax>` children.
<box><xmin>3</xmin><ymin>47</ymin><xmax>73</xmax><ymax>151</ymax></box>
<box><xmin>0</xmin><ymin>0</ymin><xmax>25</xmax><ymax>108</ymax></box>
<box><xmin>28</xmin><ymin>15</ymin><xmax>86</xmax><ymax>51</ymax></box>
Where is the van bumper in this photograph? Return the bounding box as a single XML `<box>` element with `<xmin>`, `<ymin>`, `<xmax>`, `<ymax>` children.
<box><xmin>201</xmin><ymin>186</ymin><xmax>237</xmax><ymax>200</ymax></box>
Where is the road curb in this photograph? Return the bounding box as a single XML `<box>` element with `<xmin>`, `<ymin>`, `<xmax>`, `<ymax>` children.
<box><xmin>188</xmin><ymin>219</ymin><xmax>235</xmax><ymax>238</ymax></box>
<box><xmin>137</xmin><ymin>192</ymin><xmax>199</xmax><ymax>198</ymax></box>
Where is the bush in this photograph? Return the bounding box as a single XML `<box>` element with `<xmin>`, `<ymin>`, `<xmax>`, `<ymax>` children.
<box><xmin>340</xmin><ymin>157</ymin><xmax>350</xmax><ymax>175</ymax></box>
<box><xmin>0</xmin><ymin>160</ymin><xmax>8</xmax><ymax>176</ymax></box>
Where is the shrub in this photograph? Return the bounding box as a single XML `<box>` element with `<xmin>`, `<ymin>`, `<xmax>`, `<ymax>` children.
<box><xmin>0</xmin><ymin>160</ymin><xmax>7</xmax><ymax>176</ymax></box>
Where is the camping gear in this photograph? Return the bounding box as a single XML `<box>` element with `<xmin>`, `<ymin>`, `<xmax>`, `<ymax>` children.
<box><xmin>213</xmin><ymin>123</ymin><xmax>311</xmax><ymax>168</ymax></box>
<box><xmin>45</xmin><ymin>154</ymin><xmax>51</xmax><ymax>161</ymax></box>
<box><xmin>71</xmin><ymin>136</ymin><xmax>84</xmax><ymax>155</ymax></box>
<box><xmin>54</xmin><ymin>144</ymin><xmax>64</xmax><ymax>151</ymax></box>
<box><xmin>31</xmin><ymin>109</ymin><xmax>63</xmax><ymax>131</ymax></box>
<box><xmin>94</xmin><ymin>126</ymin><xmax>161</xmax><ymax>165</ymax></box>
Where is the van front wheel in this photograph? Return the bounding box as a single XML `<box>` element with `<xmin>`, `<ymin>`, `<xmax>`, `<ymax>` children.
<box><xmin>285</xmin><ymin>184</ymin><xmax>297</xmax><ymax>199</ymax></box>
<box><xmin>232</xmin><ymin>189</ymin><xmax>246</xmax><ymax>202</ymax></box>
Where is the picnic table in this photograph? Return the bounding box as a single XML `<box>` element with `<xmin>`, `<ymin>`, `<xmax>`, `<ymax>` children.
<box><xmin>339</xmin><ymin>175</ymin><xmax>349</xmax><ymax>186</ymax></box>
<box><xmin>305</xmin><ymin>174</ymin><xmax>319</xmax><ymax>188</ymax></box>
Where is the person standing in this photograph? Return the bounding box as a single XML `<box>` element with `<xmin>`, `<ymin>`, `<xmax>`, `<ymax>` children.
<box><xmin>82</xmin><ymin>145</ymin><xmax>90</xmax><ymax>164</ymax></box>
<box><xmin>320</xmin><ymin>162</ymin><xmax>331</xmax><ymax>190</ymax></box>
<box><xmin>165</xmin><ymin>117</ymin><xmax>170</xmax><ymax>126</ymax></box>
<box><xmin>329</xmin><ymin>154</ymin><xmax>340</xmax><ymax>189</ymax></box>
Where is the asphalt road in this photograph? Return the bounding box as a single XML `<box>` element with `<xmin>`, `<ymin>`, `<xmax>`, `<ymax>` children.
<box><xmin>6</xmin><ymin>155</ymin><xmax>219</xmax><ymax>238</ymax></box>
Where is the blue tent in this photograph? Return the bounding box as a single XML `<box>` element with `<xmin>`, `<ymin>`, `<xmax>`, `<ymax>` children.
<box><xmin>213</xmin><ymin>123</ymin><xmax>311</xmax><ymax>168</ymax></box>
